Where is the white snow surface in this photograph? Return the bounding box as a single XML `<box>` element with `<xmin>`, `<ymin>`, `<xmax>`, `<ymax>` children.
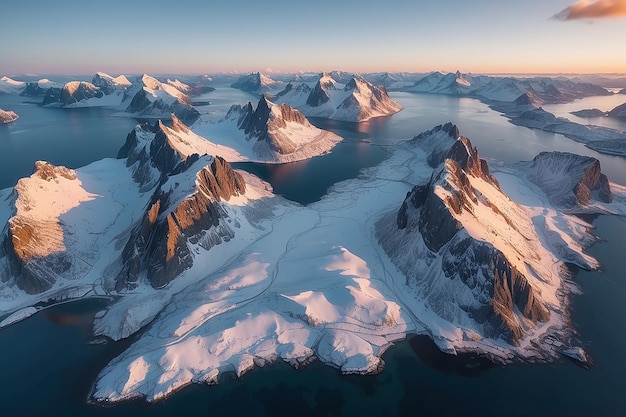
<box><xmin>1</xmin><ymin>123</ymin><xmax>623</xmax><ymax>404</ymax></box>
<box><xmin>0</xmin><ymin>76</ymin><xmax>25</xmax><ymax>94</ymax></box>
<box><xmin>192</xmin><ymin>99</ymin><xmax>343</xmax><ymax>163</ymax></box>
<box><xmin>273</xmin><ymin>72</ymin><xmax>403</xmax><ymax>122</ymax></box>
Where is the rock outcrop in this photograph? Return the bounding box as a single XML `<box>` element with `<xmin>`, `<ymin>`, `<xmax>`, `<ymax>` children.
<box><xmin>518</xmin><ymin>151</ymin><xmax>612</xmax><ymax>210</ymax></box>
<box><xmin>273</xmin><ymin>72</ymin><xmax>402</xmax><ymax>122</ymax></box>
<box><xmin>113</xmin><ymin>116</ymin><xmax>247</xmax><ymax>290</ymax></box>
<box><xmin>222</xmin><ymin>94</ymin><xmax>342</xmax><ymax>162</ymax></box>
<box><xmin>0</xmin><ymin>108</ymin><xmax>19</xmax><ymax>124</ymax></box>
<box><xmin>1</xmin><ymin>162</ymin><xmax>93</xmax><ymax>294</ymax></box>
<box><xmin>381</xmin><ymin>123</ymin><xmax>552</xmax><ymax>345</ymax></box>
<box><xmin>114</xmin><ymin>155</ymin><xmax>246</xmax><ymax>290</ymax></box>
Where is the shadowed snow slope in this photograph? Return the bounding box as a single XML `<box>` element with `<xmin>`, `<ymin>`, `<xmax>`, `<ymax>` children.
<box><xmin>1</xmin><ymin>119</ymin><xmax>624</xmax><ymax>404</ymax></box>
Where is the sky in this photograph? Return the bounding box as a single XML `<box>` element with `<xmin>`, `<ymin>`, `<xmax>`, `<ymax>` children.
<box><xmin>1</xmin><ymin>0</ymin><xmax>625</xmax><ymax>76</ymax></box>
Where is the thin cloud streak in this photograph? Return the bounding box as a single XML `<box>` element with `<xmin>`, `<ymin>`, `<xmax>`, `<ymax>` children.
<box><xmin>553</xmin><ymin>0</ymin><xmax>626</xmax><ymax>20</ymax></box>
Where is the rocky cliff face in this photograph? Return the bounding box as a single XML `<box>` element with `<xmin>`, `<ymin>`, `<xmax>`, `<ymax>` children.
<box><xmin>20</xmin><ymin>82</ymin><xmax>47</xmax><ymax>97</ymax></box>
<box><xmin>113</xmin><ymin>116</ymin><xmax>247</xmax><ymax>290</ymax></box>
<box><xmin>122</xmin><ymin>75</ymin><xmax>199</xmax><ymax>124</ymax></box>
<box><xmin>225</xmin><ymin>94</ymin><xmax>339</xmax><ymax>159</ymax></box>
<box><xmin>519</xmin><ymin>151</ymin><xmax>612</xmax><ymax>210</ymax></box>
<box><xmin>60</xmin><ymin>81</ymin><xmax>104</xmax><ymax>105</ymax></box>
<box><xmin>42</xmin><ymin>87</ymin><xmax>62</xmax><ymax>105</ymax></box>
<box><xmin>1</xmin><ymin>162</ymin><xmax>91</xmax><ymax>294</ymax></box>
<box><xmin>273</xmin><ymin>72</ymin><xmax>402</xmax><ymax>122</ymax></box>
<box><xmin>382</xmin><ymin>124</ymin><xmax>552</xmax><ymax>346</ymax></box>
<box><xmin>114</xmin><ymin>156</ymin><xmax>246</xmax><ymax>290</ymax></box>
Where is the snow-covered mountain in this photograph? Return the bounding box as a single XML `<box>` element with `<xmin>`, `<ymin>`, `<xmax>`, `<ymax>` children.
<box><xmin>1</xmin><ymin>119</ymin><xmax>625</xmax><ymax>403</ymax></box>
<box><xmin>517</xmin><ymin>152</ymin><xmax>612</xmax><ymax>211</ymax></box>
<box><xmin>364</xmin><ymin>72</ymin><xmax>425</xmax><ymax>90</ymax></box>
<box><xmin>408</xmin><ymin>71</ymin><xmax>611</xmax><ymax>104</ymax></box>
<box><xmin>0</xmin><ymin>116</ymin><xmax>279</xmax><ymax>302</ymax></box>
<box><xmin>0</xmin><ymin>76</ymin><xmax>26</xmax><ymax>95</ymax></box>
<box><xmin>36</xmin><ymin>73</ymin><xmax>200</xmax><ymax>123</ymax></box>
<box><xmin>121</xmin><ymin>74</ymin><xmax>200</xmax><ymax>123</ymax></box>
<box><xmin>273</xmin><ymin>72</ymin><xmax>403</xmax><ymax>122</ymax></box>
<box><xmin>19</xmin><ymin>79</ymin><xmax>62</xmax><ymax>97</ymax></box>
<box><xmin>192</xmin><ymin>95</ymin><xmax>342</xmax><ymax>163</ymax></box>
<box><xmin>92</xmin><ymin>72</ymin><xmax>131</xmax><ymax>95</ymax></box>
<box><xmin>230</xmin><ymin>72</ymin><xmax>283</xmax><ymax>93</ymax></box>
<box><xmin>0</xmin><ymin>108</ymin><xmax>19</xmax><ymax>124</ymax></box>
<box><xmin>379</xmin><ymin>123</ymin><xmax>583</xmax><ymax>345</ymax></box>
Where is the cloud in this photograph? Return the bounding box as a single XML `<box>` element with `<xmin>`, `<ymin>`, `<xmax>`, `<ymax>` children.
<box><xmin>552</xmin><ymin>0</ymin><xmax>626</xmax><ymax>20</ymax></box>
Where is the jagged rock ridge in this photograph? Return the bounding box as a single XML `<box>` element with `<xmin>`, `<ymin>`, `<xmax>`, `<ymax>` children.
<box><xmin>208</xmin><ymin>94</ymin><xmax>343</xmax><ymax>162</ymax></box>
<box><xmin>273</xmin><ymin>72</ymin><xmax>403</xmax><ymax>122</ymax></box>
<box><xmin>381</xmin><ymin>123</ymin><xmax>554</xmax><ymax>345</ymax></box>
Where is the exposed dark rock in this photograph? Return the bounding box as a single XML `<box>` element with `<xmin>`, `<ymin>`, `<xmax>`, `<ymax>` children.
<box><xmin>20</xmin><ymin>82</ymin><xmax>47</xmax><ymax>97</ymax></box>
<box><xmin>306</xmin><ymin>78</ymin><xmax>332</xmax><ymax>107</ymax></box>
<box><xmin>521</xmin><ymin>151</ymin><xmax>612</xmax><ymax>209</ymax></box>
<box><xmin>42</xmin><ymin>87</ymin><xmax>62</xmax><ymax>105</ymax></box>
<box><xmin>381</xmin><ymin>127</ymin><xmax>551</xmax><ymax>346</ymax></box>
<box><xmin>60</xmin><ymin>81</ymin><xmax>104</xmax><ymax>105</ymax></box>
<box><xmin>3</xmin><ymin>162</ymin><xmax>79</xmax><ymax>294</ymax></box>
<box><xmin>115</xmin><ymin>156</ymin><xmax>246</xmax><ymax>290</ymax></box>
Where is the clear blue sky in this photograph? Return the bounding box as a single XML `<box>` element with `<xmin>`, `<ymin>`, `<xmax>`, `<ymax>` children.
<box><xmin>2</xmin><ymin>0</ymin><xmax>625</xmax><ymax>75</ymax></box>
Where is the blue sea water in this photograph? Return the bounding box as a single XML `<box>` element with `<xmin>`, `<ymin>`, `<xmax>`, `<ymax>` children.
<box><xmin>0</xmin><ymin>90</ymin><xmax>625</xmax><ymax>416</ymax></box>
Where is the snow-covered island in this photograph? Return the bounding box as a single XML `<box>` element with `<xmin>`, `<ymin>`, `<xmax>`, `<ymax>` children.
<box><xmin>273</xmin><ymin>72</ymin><xmax>403</xmax><ymax>122</ymax></box>
<box><xmin>1</xmin><ymin>117</ymin><xmax>625</xmax><ymax>403</ymax></box>
<box><xmin>402</xmin><ymin>71</ymin><xmax>626</xmax><ymax>157</ymax></box>
<box><xmin>192</xmin><ymin>94</ymin><xmax>343</xmax><ymax>163</ymax></box>
<box><xmin>0</xmin><ymin>108</ymin><xmax>19</xmax><ymax>124</ymax></box>
<box><xmin>36</xmin><ymin>72</ymin><xmax>202</xmax><ymax>123</ymax></box>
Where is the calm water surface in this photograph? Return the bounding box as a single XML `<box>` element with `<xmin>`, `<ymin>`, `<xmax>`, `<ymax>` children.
<box><xmin>0</xmin><ymin>90</ymin><xmax>625</xmax><ymax>416</ymax></box>
<box><xmin>543</xmin><ymin>93</ymin><xmax>626</xmax><ymax>131</ymax></box>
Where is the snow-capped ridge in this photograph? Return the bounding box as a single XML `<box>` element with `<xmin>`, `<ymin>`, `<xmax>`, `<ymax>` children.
<box><xmin>273</xmin><ymin>72</ymin><xmax>403</xmax><ymax>122</ymax></box>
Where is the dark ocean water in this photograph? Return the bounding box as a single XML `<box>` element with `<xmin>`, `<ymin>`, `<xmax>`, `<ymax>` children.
<box><xmin>0</xmin><ymin>91</ymin><xmax>625</xmax><ymax>416</ymax></box>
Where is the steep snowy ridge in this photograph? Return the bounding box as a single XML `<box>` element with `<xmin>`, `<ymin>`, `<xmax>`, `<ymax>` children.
<box><xmin>2</xmin><ymin>109</ymin><xmax>625</xmax><ymax>403</ymax></box>
<box><xmin>230</xmin><ymin>72</ymin><xmax>282</xmax><ymax>93</ymax></box>
<box><xmin>0</xmin><ymin>76</ymin><xmax>26</xmax><ymax>95</ymax></box>
<box><xmin>122</xmin><ymin>74</ymin><xmax>200</xmax><ymax>123</ymax></box>
<box><xmin>1</xmin><ymin>162</ymin><xmax>98</xmax><ymax>294</ymax></box>
<box><xmin>380</xmin><ymin>124</ymin><xmax>557</xmax><ymax>345</ymax></box>
<box><xmin>273</xmin><ymin>72</ymin><xmax>403</xmax><ymax>122</ymax></box>
<box><xmin>409</xmin><ymin>71</ymin><xmax>610</xmax><ymax>103</ymax></box>
<box><xmin>92</xmin><ymin>72</ymin><xmax>131</xmax><ymax>95</ymax></box>
<box><xmin>192</xmin><ymin>95</ymin><xmax>342</xmax><ymax>163</ymax></box>
<box><xmin>113</xmin><ymin>155</ymin><xmax>247</xmax><ymax>290</ymax></box>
